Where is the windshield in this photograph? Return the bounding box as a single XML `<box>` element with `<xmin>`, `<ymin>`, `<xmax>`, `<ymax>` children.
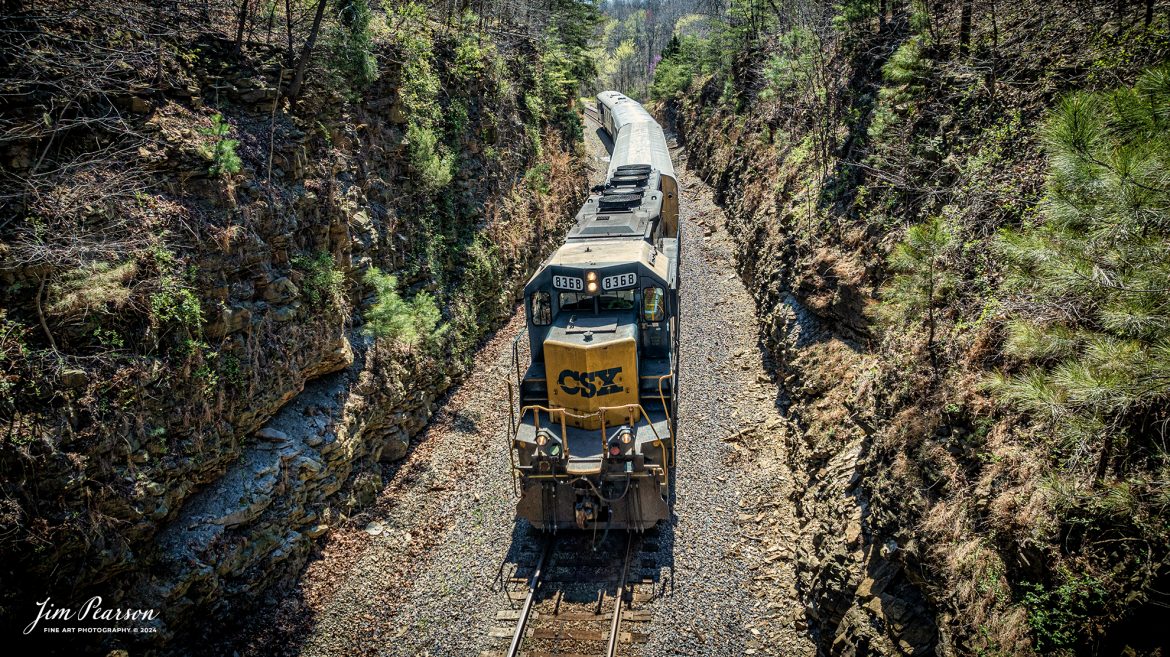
<box><xmin>559</xmin><ymin>290</ymin><xmax>635</xmax><ymax>313</ymax></box>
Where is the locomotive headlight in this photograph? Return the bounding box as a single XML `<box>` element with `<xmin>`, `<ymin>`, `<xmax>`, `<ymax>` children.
<box><xmin>535</xmin><ymin>429</ymin><xmax>563</xmax><ymax>458</ymax></box>
<box><xmin>587</xmin><ymin>281</ymin><xmax>598</xmax><ymax>293</ymax></box>
<box><xmin>586</xmin><ymin>271</ymin><xmax>598</xmax><ymax>281</ymax></box>
<box><xmin>608</xmin><ymin>428</ymin><xmax>634</xmax><ymax>459</ymax></box>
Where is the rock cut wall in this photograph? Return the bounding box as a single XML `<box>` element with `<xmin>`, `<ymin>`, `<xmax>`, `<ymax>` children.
<box><xmin>0</xmin><ymin>18</ymin><xmax>586</xmax><ymax>653</ymax></box>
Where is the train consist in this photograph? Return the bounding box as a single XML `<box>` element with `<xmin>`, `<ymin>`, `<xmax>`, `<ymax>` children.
<box><xmin>506</xmin><ymin>91</ymin><xmax>680</xmax><ymax>531</ymax></box>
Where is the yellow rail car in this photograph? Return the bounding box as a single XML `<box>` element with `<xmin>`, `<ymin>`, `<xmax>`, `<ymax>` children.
<box><xmin>506</xmin><ymin>92</ymin><xmax>680</xmax><ymax>531</ymax></box>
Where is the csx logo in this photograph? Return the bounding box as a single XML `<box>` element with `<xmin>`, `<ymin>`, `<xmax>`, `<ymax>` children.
<box><xmin>558</xmin><ymin>367</ymin><xmax>623</xmax><ymax>398</ymax></box>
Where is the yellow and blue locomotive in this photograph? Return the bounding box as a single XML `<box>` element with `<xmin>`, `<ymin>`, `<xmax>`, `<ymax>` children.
<box><xmin>507</xmin><ymin>92</ymin><xmax>680</xmax><ymax>531</ymax></box>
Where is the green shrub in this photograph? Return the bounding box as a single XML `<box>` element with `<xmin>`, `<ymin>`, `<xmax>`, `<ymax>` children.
<box><xmin>883</xmin><ymin>36</ymin><xmax>928</xmax><ymax>85</ymax></box>
<box><xmin>524</xmin><ymin>163</ymin><xmax>551</xmax><ymax>195</ymax></box>
<box><xmin>151</xmin><ymin>274</ymin><xmax>203</xmax><ymax>333</ymax></box>
<box><xmin>407</xmin><ymin>123</ymin><xmax>454</xmax><ymax>191</ymax></box>
<box><xmin>757</xmin><ymin>29</ymin><xmax>816</xmax><ymax>103</ymax></box>
<box><xmin>869</xmin><ymin>36</ymin><xmax>929</xmax><ymax>139</ymax></box>
<box><xmin>650</xmin><ymin>34</ymin><xmax>703</xmax><ymax>101</ymax></box>
<box><xmin>292</xmin><ymin>251</ymin><xmax>345</xmax><ymax>308</ymax></box>
<box><xmin>330</xmin><ymin>0</ymin><xmax>378</xmax><ymax>88</ymax></box>
<box><xmin>363</xmin><ymin>267</ymin><xmax>447</xmax><ymax>350</ymax></box>
<box><xmin>1020</xmin><ymin>574</ymin><xmax>1106</xmax><ymax>651</ymax></box>
<box><xmin>198</xmin><ymin>113</ymin><xmax>242</xmax><ymax>177</ymax></box>
<box><xmin>832</xmin><ymin>0</ymin><xmax>878</xmax><ymax>32</ymax></box>
<box><xmin>453</xmin><ymin>18</ymin><xmax>490</xmax><ymax>84</ymax></box>
<box><xmin>149</xmin><ymin>247</ymin><xmax>202</xmax><ymax>332</ymax></box>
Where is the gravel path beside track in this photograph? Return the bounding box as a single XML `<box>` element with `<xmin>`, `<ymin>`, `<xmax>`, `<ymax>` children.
<box><xmin>240</xmin><ymin>122</ymin><xmax>816</xmax><ymax>657</ymax></box>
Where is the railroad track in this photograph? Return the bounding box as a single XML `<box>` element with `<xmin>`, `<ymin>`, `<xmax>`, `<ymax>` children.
<box><xmin>483</xmin><ymin>531</ymin><xmax>659</xmax><ymax>657</ymax></box>
<box><xmin>583</xmin><ymin>105</ymin><xmax>601</xmax><ymax>125</ymax></box>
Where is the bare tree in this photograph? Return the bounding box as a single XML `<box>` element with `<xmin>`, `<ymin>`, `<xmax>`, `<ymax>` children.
<box><xmin>287</xmin><ymin>0</ymin><xmax>328</xmax><ymax>102</ymax></box>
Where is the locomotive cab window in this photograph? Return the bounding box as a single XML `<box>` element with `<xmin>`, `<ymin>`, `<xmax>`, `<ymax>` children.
<box><xmin>559</xmin><ymin>292</ymin><xmax>592</xmax><ymax>312</ymax></box>
<box><xmin>560</xmin><ymin>290</ymin><xmax>635</xmax><ymax>313</ymax></box>
<box><xmin>642</xmin><ymin>287</ymin><xmax>665</xmax><ymax>322</ymax></box>
<box><xmin>601</xmin><ymin>289</ymin><xmax>635</xmax><ymax>310</ymax></box>
<box><xmin>530</xmin><ymin>291</ymin><xmax>551</xmax><ymax>326</ymax></box>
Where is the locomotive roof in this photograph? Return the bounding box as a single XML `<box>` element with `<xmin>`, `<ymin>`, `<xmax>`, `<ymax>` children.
<box><xmin>568</xmin><ymin>171</ymin><xmax>664</xmax><ymax>241</ymax></box>
<box><xmin>543</xmin><ymin>238</ymin><xmax>670</xmax><ymax>282</ymax></box>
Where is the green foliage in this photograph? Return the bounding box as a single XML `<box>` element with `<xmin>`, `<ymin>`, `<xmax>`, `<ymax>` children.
<box><xmin>524</xmin><ymin>163</ymin><xmax>551</xmax><ymax>195</ymax></box>
<box><xmin>832</xmin><ymin>0</ymin><xmax>878</xmax><ymax>32</ymax></box>
<box><xmin>390</xmin><ymin>3</ymin><xmax>440</xmax><ymax>125</ymax></box>
<box><xmin>150</xmin><ymin>277</ymin><xmax>203</xmax><ymax>333</ymax></box>
<box><xmin>219</xmin><ymin>352</ymin><xmax>244</xmax><ymax>388</ymax></box>
<box><xmin>407</xmin><ymin>123</ymin><xmax>454</xmax><ymax>191</ymax></box>
<box><xmin>881</xmin><ymin>216</ymin><xmax>956</xmax><ymax>348</ymax></box>
<box><xmin>994</xmin><ymin>66</ymin><xmax>1170</xmax><ymax>471</ymax></box>
<box><xmin>198</xmin><ymin>113</ymin><xmax>242</xmax><ymax>177</ymax></box>
<box><xmin>292</xmin><ymin>251</ymin><xmax>345</xmax><ymax>308</ymax></box>
<box><xmin>92</xmin><ymin>326</ymin><xmax>124</xmax><ymax>349</ymax></box>
<box><xmin>1020</xmin><ymin>574</ymin><xmax>1107</xmax><ymax>651</ymax></box>
<box><xmin>445</xmin><ymin>99</ymin><xmax>469</xmax><ymax>144</ymax></box>
<box><xmin>0</xmin><ymin>311</ymin><xmax>29</xmax><ymax>403</ymax></box>
<box><xmin>363</xmin><ymin>267</ymin><xmax>447</xmax><ymax>350</ymax></box>
<box><xmin>883</xmin><ymin>37</ymin><xmax>928</xmax><ymax>85</ymax></box>
<box><xmin>149</xmin><ymin>247</ymin><xmax>202</xmax><ymax>335</ymax></box>
<box><xmin>869</xmin><ymin>36</ymin><xmax>929</xmax><ymax>139</ymax></box>
<box><xmin>757</xmin><ymin>29</ymin><xmax>816</xmax><ymax>103</ymax></box>
<box><xmin>650</xmin><ymin>34</ymin><xmax>702</xmax><ymax>101</ymax></box>
<box><xmin>452</xmin><ymin>15</ymin><xmax>491</xmax><ymax>85</ymax></box>
<box><xmin>545</xmin><ymin>0</ymin><xmax>602</xmax><ymax>89</ymax></box>
<box><xmin>329</xmin><ymin>0</ymin><xmax>378</xmax><ymax>89</ymax></box>
<box><xmin>535</xmin><ymin>37</ymin><xmax>585</xmax><ymax>137</ymax></box>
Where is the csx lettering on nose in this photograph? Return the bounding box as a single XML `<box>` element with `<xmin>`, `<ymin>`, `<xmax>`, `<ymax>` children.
<box><xmin>558</xmin><ymin>367</ymin><xmax>622</xmax><ymax>398</ymax></box>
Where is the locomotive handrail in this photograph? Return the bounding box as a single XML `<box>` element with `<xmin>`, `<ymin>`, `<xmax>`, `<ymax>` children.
<box><xmin>510</xmin><ymin>325</ymin><xmax>528</xmax><ymax>391</ymax></box>
<box><xmin>655</xmin><ymin>372</ymin><xmax>676</xmax><ymax>468</ymax></box>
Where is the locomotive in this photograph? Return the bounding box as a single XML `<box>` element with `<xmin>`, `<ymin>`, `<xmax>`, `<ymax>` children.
<box><xmin>506</xmin><ymin>91</ymin><xmax>680</xmax><ymax>531</ymax></box>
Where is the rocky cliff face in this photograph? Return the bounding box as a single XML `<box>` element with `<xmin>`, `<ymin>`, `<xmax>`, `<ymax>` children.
<box><xmin>0</xmin><ymin>15</ymin><xmax>585</xmax><ymax>652</ymax></box>
<box><xmin>667</xmin><ymin>4</ymin><xmax>1170</xmax><ymax>653</ymax></box>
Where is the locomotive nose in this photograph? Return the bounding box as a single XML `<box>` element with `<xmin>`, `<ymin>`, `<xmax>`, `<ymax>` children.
<box><xmin>543</xmin><ymin>313</ymin><xmax>640</xmax><ymax>430</ymax></box>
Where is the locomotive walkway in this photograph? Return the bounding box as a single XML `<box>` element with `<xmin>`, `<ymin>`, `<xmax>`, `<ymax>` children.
<box><xmin>227</xmin><ymin>119</ymin><xmax>818</xmax><ymax>657</ymax></box>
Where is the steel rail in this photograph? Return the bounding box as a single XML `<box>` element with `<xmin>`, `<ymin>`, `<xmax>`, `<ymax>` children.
<box><xmin>505</xmin><ymin>535</ymin><xmax>554</xmax><ymax>657</ymax></box>
<box><xmin>605</xmin><ymin>533</ymin><xmax>634</xmax><ymax>657</ymax></box>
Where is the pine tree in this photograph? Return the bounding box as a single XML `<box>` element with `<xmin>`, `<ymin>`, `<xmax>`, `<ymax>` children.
<box><xmin>882</xmin><ymin>215</ymin><xmax>955</xmax><ymax>362</ymax></box>
<box><xmin>363</xmin><ymin>268</ymin><xmax>446</xmax><ymax>351</ymax></box>
<box><xmin>994</xmin><ymin>66</ymin><xmax>1170</xmax><ymax>482</ymax></box>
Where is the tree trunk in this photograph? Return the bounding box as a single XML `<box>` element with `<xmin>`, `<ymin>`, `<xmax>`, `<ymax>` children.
<box><xmin>927</xmin><ymin>260</ymin><xmax>937</xmax><ymax>369</ymax></box>
<box><xmin>234</xmin><ymin>0</ymin><xmax>250</xmax><ymax>56</ymax></box>
<box><xmin>959</xmin><ymin>0</ymin><xmax>973</xmax><ymax>55</ymax></box>
<box><xmin>1145</xmin><ymin>0</ymin><xmax>1154</xmax><ymax>25</ymax></box>
<box><xmin>1094</xmin><ymin>430</ymin><xmax>1114</xmax><ymax>484</ymax></box>
<box><xmin>287</xmin><ymin>0</ymin><xmax>327</xmax><ymax>103</ymax></box>
<box><xmin>284</xmin><ymin>0</ymin><xmax>295</xmax><ymax>63</ymax></box>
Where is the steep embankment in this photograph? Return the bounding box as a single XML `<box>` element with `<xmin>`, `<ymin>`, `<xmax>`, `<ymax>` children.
<box><xmin>0</xmin><ymin>4</ymin><xmax>589</xmax><ymax>652</ymax></box>
<box><xmin>662</xmin><ymin>2</ymin><xmax>1170</xmax><ymax>655</ymax></box>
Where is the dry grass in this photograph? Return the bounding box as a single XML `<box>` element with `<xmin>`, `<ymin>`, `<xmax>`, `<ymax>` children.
<box><xmin>46</xmin><ymin>260</ymin><xmax>138</xmax><ymax>319</ymax></box>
